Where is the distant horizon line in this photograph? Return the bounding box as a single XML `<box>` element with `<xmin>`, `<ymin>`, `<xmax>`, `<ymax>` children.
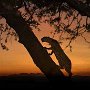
<box><xmin>0</xmin><ymin>73</ymin><xmax>90</xmax><ymax>77</ymax></box>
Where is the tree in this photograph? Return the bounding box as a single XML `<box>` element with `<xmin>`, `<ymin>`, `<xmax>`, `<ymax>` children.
<box><xmin>0</xmin><ymin>0</ymin><xmax>65</xmax><ymax>83</ymax></box>
<box><xmin>0</xmin><ymin>0</ymin><xmax>90</xmax><ymax>83</ymax></box>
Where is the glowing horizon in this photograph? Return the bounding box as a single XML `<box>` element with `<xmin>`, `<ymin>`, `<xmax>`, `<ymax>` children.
<box><xmin>0</xmin><ymin>23</ymin><xmax>90</xmax><ymax>76</ymax></box>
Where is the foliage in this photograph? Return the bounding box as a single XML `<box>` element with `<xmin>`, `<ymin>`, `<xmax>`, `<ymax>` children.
<box><xmin>0</xmin><ymin>0</ymin><xmax>90</xmax><ymax>50</ymax></box>
<box><xmin>0</xmin><ymin>22</ymin><xmax>18</xmax><ymax>50</ymax></box>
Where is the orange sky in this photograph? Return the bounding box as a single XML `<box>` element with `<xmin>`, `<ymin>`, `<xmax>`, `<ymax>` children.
<box><xmin>0</xmin><ymin>18</ymin><xmax>90</xmax><ymax>76</ymax></box>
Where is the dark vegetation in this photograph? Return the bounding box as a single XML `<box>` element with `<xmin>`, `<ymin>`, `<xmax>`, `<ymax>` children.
<box><xmin>0</xmin><ymin>73</ymin><xmax>90</xmax><ymax>89</ymax></box>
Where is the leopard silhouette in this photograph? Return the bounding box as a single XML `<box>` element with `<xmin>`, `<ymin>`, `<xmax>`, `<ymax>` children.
<box><xmin>41</xmin><ymin>37</ymin><xmax>72</xmax><ymax>77</ymax></box>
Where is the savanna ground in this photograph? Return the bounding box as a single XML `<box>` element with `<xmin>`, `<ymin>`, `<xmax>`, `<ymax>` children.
<box><xmin>0</xmin><ymin>73</ymin><xmax>90</xmax><ymax>89</ymax></box>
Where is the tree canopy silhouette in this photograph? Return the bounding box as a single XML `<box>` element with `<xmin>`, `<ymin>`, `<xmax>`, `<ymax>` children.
<box><xmin>0</xmin><ymin>0</ymin><xmax>90</xmax><ymax>50</ymax></box>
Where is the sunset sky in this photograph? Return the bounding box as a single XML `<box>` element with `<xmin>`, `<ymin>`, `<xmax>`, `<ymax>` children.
<box><xmin>0</xmin><ymin>16</ymin><xmax>90</xmax><ymax>76</ymax></box>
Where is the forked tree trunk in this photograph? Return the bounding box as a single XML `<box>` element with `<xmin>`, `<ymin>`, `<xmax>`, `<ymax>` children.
<box><xmin>1</xmin><ymin>8</ymin><xmax>65</xmax><ymax>82</ymax></box>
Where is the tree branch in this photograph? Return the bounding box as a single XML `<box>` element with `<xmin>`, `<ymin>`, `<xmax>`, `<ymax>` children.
<box><xmin>64</xmin><ymin>0</ymin><xmax>90</xmax><ymax>17</ymax></box>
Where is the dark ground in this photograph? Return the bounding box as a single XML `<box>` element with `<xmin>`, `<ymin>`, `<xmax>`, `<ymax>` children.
<box><xmin>0</xmin><ymin>73</ymin><xmax>90</xmax><ymax>89</ymax></box>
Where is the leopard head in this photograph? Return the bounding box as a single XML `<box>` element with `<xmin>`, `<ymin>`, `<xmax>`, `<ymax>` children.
<box><xmin>41</xmin><ymin>37</ymin><xmax>57</xmax><ymax>45</ymax></box>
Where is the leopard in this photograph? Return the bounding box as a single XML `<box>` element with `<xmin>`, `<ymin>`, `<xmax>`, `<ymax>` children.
<box><xmin>41</xmin><ymin>37</ymin><xmax>72</xmax><ymax>77</ymax></box>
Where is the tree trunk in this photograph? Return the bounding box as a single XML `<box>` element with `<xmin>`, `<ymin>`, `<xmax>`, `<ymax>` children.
<box><xmin>1</xmin><ymin>8</ymin><xmax>65</xmax><ymax>82</ymax></box>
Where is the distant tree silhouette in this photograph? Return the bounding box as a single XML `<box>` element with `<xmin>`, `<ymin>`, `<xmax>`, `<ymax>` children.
<box><xmin>0</xmin><ymin>0</ymin><xmax>90</xmax><ymax>83</ymax></box>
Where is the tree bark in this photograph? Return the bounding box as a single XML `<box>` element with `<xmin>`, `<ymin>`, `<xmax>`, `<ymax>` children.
<box><xmin>1</xmin><ymin>7</ymin><xmax>65</xmax><ymax>82</ymax></box>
